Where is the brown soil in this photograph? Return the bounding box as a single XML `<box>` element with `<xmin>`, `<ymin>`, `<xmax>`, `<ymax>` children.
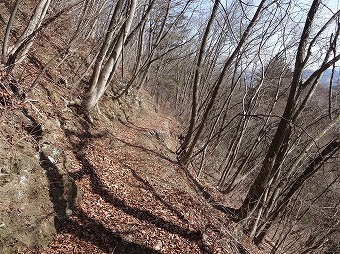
<box><xmin>0</xmin><ymin>2</ymin><xmax>264</xmax><ymax>252</ymax></box>
<box><xmin>18</xmin><ymin>92</ymin><xmax>224</xmax><ymax>253</ymax></box>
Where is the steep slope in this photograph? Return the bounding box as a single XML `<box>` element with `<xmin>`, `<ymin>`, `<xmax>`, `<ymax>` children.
<box><xmin>0</xmin><ymin>72</ymin><xmax>264</xmax><ymax>253</ymax></box>
<box><xmin>0</xmin><ymin>2</ymin><xmax>266</xmax><ymax>252</ymax></box>
<box><xmin>16</xmin><ymin>90</ymin><xmax>261</xmax><ymax>254</ymax></box>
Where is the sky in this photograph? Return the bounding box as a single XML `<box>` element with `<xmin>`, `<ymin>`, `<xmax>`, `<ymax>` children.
<box><xmin>200</xmin><ymin>0</ymin><xmax>340</xmax><ymax>69</ymax></box>
<box><xmin>324</xmin><ymin>0</ymin><xmax>339</xmax><ymax>10</ymax></box>
<box><xmin>321</xmin><ymin>0</ymin><xmax>339</xmax><ymax>20</ymax></box>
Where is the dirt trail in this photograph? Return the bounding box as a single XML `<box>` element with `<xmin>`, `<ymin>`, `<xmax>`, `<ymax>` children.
<box><xmin>16</xmin><ymin>97</ymin><xmax>231</xmax><ymax>254</ymax></box>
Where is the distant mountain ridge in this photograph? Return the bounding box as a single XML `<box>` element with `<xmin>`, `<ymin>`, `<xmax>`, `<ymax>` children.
<box><xmin>304</xmin><ymin>69</ymin><xmax>340</xmax><ymax>89</ymax></box>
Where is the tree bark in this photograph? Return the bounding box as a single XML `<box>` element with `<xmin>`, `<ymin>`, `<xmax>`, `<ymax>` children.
<box><xmin>179</xmin><ymin>0</ymin><xmax>268</xmax><ymax>165</ymax></box>
<box><xmin>253</xmin><ymin>138</ymin><xmax>340</xmax><ymax>244</ymax></box>
<box><xmin>237</xmin><ymin>0</ymin><xmax>322</xmax><ymax>221</ymax></box>
<box><xmin>82</xmin><ymin>0</ymin><xmax>137</xmax><ymax>111</ymax></box>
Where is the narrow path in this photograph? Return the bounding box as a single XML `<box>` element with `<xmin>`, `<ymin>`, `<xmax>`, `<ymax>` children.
<box><xmin>20</xmin><ymin>97</ymin><xmax>255</xmax><ymax>253</ymax></box>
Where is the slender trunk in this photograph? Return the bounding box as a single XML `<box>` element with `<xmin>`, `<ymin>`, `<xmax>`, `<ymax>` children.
<box><xmin>237</xmin><ymin>0</ymin><xmax>321</xmax><ymax>220</ymax></box>
<box><xmin>132</xmin><ymin>21</ymin><xmax>146</xmax><ymax>78</ymax></box>
<box><xmin>6</xmin><ymin>0</ymin><xmax>51</xmax><ymax>66</ymax></box>
<box><xmin>83</xmin><ymin>0</ymin><xmax>137</xmax><ymax>111</ymax></box>
<box><xmin>178</xmin><ymin>0</ymin><xmax>220</xmax><ymax>159</ymax></box>
<box><xmin>2</xmin><ymin>0</ymin><xmax>21</xmax><ymax>65</ymax></box>
<box><xmin>85</xmin><ymin>0</ymin><xmax>123</xmax><ymax>97</ymax></box>
<box><xmin>253</xmin><ymin>138</ymin><xmax>340</xmax><ymax>244</ymax></box>
<box><xmin>180</xmin><ymin>0</ymin><xmax>268</xmax><ymax>164</ymax></box>
<box><xmin>265</xmin><ymin>114</ymin><xmax>340</xmax><ymax>219</ymax></box>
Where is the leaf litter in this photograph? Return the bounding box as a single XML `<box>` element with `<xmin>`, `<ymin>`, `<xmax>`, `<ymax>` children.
<box><xmin>20</xmin><ymin>93</ymin><xmax>262</xmax><ymax>254</ymax></box>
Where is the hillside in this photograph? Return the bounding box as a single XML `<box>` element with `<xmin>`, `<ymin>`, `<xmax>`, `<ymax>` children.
<box><xmin>0</xmin><ymin>1</ymin><xmax>254</xmax><ymax>253</ymax></box>
<box><xmin>0</xmin><ymin>74</ymin><xmax>262</xmax><ymax>253</ymax></box>
<box><xmin>0</xmin><ymin>1</ymin><xmax>339</xmax><ymax>253</ymax></box>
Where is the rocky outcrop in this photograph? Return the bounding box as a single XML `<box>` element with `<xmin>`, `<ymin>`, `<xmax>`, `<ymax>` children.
<box><xmin>0</xmin><ymin>111</ymin><xmax>55</xmax><ymax>253</ymax></box>
<box><xmin>0</xmin><ymin>106</ymin><xmax>81</xmax><ymax>253</ymax></box>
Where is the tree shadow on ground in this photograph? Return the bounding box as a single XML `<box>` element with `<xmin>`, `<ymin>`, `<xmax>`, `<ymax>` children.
<box><xmin>22</xmin><ymin>109</ymin><xmax>71</xmax><ymax>231</ymax></box>
<box><xmin>38</xmin><ymin>152</ymin><xmax>69</xmax><ymax>230</ymax></box>
<box><xmin>125</xmin><ymin>163</ymin><xmax>189</xmax><ymax>224</ymax></box>
<box><xmin>111</xmin><ymin>136</ymin><xmax>178</xmax><ymax>164</ymax></box>
<box><xmin>181</xmin><ymin>165</ymin><xmax>239</xmax><ymax>221</ymax></box>
<box><xmin>26</xmin><ymin>114</ymin><xmax>159</xmax><ymax>253</ymax></box>
<box><xmin>112</xmin><ymin>117</ymin><xmax>239</xmax><ymax>221</ymax></box>
<box><xmin>58</xmin><ymin>115</ymin><xmax>213</xmax><ymax>253</ymax></box>
<box><xmin>62</xmin><ymin>207</ymin><xmax>162</xmax><ymax>254</ymax></box>
<box><xmin>68</xmin><ymin>142</ymin><xmax>201</xmax><ymax>241</ymax></box>
<box><xmin>39</xmin><ymin>151</ymin><xmax>156</xmax><ymax>253</ymax></box>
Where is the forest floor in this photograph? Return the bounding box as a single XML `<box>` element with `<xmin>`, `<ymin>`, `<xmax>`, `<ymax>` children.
<box><xmin>0</xmin><ymin>2</ymin><xmax>264</xmax><ymax>251</ymax></box>
<box><xmin>2</xmin><ymin>85</ymin><xmax>262</xmax><ymax>253</ymax></box>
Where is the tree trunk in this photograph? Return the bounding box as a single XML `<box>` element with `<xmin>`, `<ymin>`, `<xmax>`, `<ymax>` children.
<box><xmin>82</xmin><ymin>0</ymin><xmax>137</xmax><ymax>111</ymax></box>
<box><xmin>2</xmin><ymin>0</ymin><xmax>21</xmax><ymax>65</ymax></box>
<box><xmin>237</xmin><ymin>0</ymin><xmax>322</xmax><ymax>221</ymax></box>
<box><xmin>177</xmin><ymin>0</ymin><xmax>220</xmax><ymax>160</ymax></box>
<box><xmin>2</xmin><ymin>0</ymin><xmax>51</xmax><ymax>67</ymax></box>
<box><xmin>253</xmin><ymin>138</ymin><xmax>340</xmax><ymax>244</ymax></box>
<box><xmin>179</xmin><ymin>0</ymin><xmax>268</xmax><ymax>165</ymax></box>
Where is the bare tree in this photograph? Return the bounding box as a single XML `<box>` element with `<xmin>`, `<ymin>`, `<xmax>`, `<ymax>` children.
<box><xmin>82</xmin><ymin>0</ymin><xmax>137</xmax><ymax>111</ymax></box>
<box><xmin>176</xmin><ymin>0</ymin><xmax>220</xmax><ymax>163</ymax></box>
<box><xmin>2</xmin><ymin>0</ymin><xmax>51</xmax><ymax>68</ymax></box>
<box><xmin>178</xmin><ymin>0</ymin><xmax>270</xmax><ymax>165</ymax></box>
<box><xmin>237</xmin><ymin>0</ymin><xmax>340</xmax><ymax>222</ymax></box>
